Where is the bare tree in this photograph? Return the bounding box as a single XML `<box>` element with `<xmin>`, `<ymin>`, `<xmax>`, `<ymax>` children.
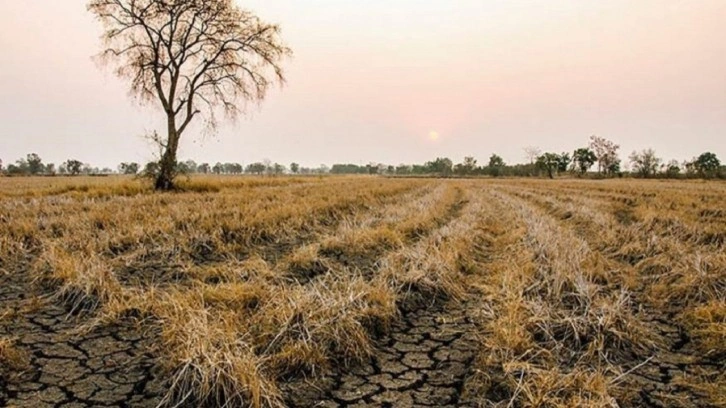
<box><xmin>629</xmin><ymin>149</ymin><xmax>661</xmax><ymax>178</ymax></box>
<box><xmin>589</xmin><ymin>135</ymin><xmax>620</xmax><ymax>176</ymax></box>
<box><xmin>88</xmin><ymin>0</ymin><xmax>291</xmax><ymax>190</ymax></box>
<box><xmin>523</xmin><ymin>146</ymin><xmax>541</xmax><ymax>164</ymax></box>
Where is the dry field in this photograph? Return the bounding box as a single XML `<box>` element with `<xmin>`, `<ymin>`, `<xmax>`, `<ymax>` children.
<box><xmin>0</xmin><ymin>176</ymin><xmax>723</xmax><ymax>408</ymax></box>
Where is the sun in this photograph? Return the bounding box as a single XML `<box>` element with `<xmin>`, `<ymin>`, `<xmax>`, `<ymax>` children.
<box><xmin>429</xmin><ymin>130</ymin><xmax>440</xmax><ymax>141</ymax></box>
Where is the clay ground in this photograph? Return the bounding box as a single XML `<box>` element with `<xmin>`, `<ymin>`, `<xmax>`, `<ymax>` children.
<box><xmin>0</xmin><ymin>271</ymin><xmax>165</xmax><ymax>407</ymax></box>
<box><xmin>283</xmin><ymin>300</ymin><xmax>478</xmax><ymax>408</ymax></box>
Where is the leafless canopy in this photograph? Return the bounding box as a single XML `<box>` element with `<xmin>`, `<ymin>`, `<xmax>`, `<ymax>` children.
<box><xmin>589</xmin><ymin>135</ymin><xmax>620</xmax><ymax>175</ymax></box>
<box><xmin>88</xmin><ymin>0</ymin><xmax>291</xmax><ymax>189</ymax></box>
<box><xmin>88</xmin><ymin>0</ymin><xmax>291</xmax><ymax>133</ymax></box>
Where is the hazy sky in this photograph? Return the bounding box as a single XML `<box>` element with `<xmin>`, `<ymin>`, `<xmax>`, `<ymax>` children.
<box><xmin>1</xmin><ymin>1</ymin><xmax>725</xmax><ymax>168</ymax></box>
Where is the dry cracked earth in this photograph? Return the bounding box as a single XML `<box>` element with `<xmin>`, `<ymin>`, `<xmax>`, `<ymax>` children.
<box><xmin>3</xmin><ymin>269</ymin><xmax>716</xmax><ymax>407</ymax></box>
<box><xmin>620</xmin><ymin>312</ymin><xmax>725</xmax><ymax>408</ymax></box>
<box><xmin>0</xmin><ymin>272</ymin><xmax>166</xmax><ymax>408</ymax></box>
<box><xmin>1</xmin><ymin>267</ymin><xmax>480</xmax><ymax>408</ymax></box>
<box><xmin>284</xmin><ymin>299</ymin><xmax>478</xmax><ymax>408</ymax></box>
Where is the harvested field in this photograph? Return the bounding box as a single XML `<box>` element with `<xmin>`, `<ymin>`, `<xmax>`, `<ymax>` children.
<box><xmin>0</xmin><ymin>176</ymin><xmax>724</xmax><ymax>407</ymax></box>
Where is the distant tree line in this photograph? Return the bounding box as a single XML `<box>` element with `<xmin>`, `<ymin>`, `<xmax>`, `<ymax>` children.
<box><xmin>0</xmin><ymin>155</ymin><xmax>327</xmax><ymax>177</ymax></box>
<box><xmin>328</xmin><ymin>136</ymin><xmax>723</xmax><ymax>179</ymax></box>
<box><xmin>1</xmin><ymin>136</ymin><xmax>723</xmax><ymax>179</ymax></box>
<box><xmin>0</xmin><ymin>154</ymin><xmax>116</xmax><ymax>176</ymax></box>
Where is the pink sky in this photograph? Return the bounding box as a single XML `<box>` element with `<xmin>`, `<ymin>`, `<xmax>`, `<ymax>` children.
<box><xmin>1</xmin><ymin>0</ymin><xmax>725</xmax><ymax>168</ymax></box>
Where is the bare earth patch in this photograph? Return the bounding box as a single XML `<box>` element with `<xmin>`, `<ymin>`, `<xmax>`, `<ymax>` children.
<box><xmin>284</xmin><ymin>298</ymin><xmax>478</xmax><ymax>408</ymax></box>
<box><xmin>0</xmin><ymin>272</ymin><xmax>166</xmax><ymax>408</ymax></box>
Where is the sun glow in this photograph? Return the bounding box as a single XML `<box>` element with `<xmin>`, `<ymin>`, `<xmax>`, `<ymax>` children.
<box><xmin>428</xmin><ymin>131</ymin><xmax>440</xmax><ymax>141</ymax></box>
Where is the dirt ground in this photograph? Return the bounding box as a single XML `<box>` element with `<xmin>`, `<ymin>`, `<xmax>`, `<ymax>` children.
<box><xmin>284</xmin><ymin>298</ymin><xmax>478</xmax><ymax>408</ymax></box>
<box><xmin>0</xmin><ymin>271</ymin><xmax>166</xmax><ymax>407</ymax></box>
<box><xmin>1</xmin><ymin>274</ymin><xmax>482</xmax><ymax>408</ymax></box>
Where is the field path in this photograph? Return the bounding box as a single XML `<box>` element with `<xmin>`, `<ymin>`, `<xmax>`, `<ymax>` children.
<box><xmin>286</xmin><ymin>298</ymin><xmax>478</xmax><ymax>408</ymax></box>
<box><xmin>0</xmin><ymin>272</ymin><xmax>166</xmax><ymax>408</ymax></box>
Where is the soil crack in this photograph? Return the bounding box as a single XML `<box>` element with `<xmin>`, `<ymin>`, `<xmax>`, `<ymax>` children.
<box><xmin>285</xmin><ymin>298</ymin><xmax>478</xmax><ymax>407</ymax></box>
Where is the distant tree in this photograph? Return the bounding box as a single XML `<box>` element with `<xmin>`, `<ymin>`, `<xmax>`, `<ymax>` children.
<box><xmin>693</xmin><ymin>152</ymin><xmax>721</xmax><ymax>178</ymax></box>
<box><xmin>290</xmin><ymin>162</ymin><xmax>300</xmax><ymax>174</ymax></box>
<box><xmin>455</xmin><ymin>156</ymin><xmax>477</xmax><ymax>176</ymax></box>
<box><xmin>589</xmin><ymin>136</ymin><xmax>620</xmax><ymax>176</ymax></box>
<box><xmin>426</xmin><ymin>157</ymin><xmax>453</xmax><ymax>175</ymax></box>
<box><xmin>536</xmin><ymin>153</ymin><xmax>560</xmax><ymax>179</ymax></box>
<box><xmin>118</xmin><ymin>162</ymin><xmax>140</xmax><ymax>175</ymax></box>
<box><xmin>411</xmin><ymin>164</ymin><xmax>428</xmax><ymax>175</ymax></box>
<box><xmin>0</xmin><ymin>158</ymin><xmax>3</xmax><ymax>173</ymax></box>
<box><xmin>45</xmin><ymin>163</ymin><xmax>57</xmax><ymax>175</ymax></box>
<box><xmin>84</xmin><ymin>164</ymin><xmax>101</xmax><ymax>175</ymax></box>
<box><xmin>488</xmin><ymin>154</ymin><xmax>505</xmax><ymax>168</ymax></box>
<box><xmin>26</xmin><ymin>153</ymin><xmax>44</xmax><ymax>175</ymax></box>
<box><xmin>395</xmin><ymin>164</ymin><xmax>412</xmax><ymax>175</ymax></box>
<box><xmin>683</xmin><ymin>160</ymin><xmax>697</xmax><ymax>177</ymax></box>
<box><xmin>217</xmin><ymin>162</ymin><xmax>242</xmax><ymax>174</ymax></box>
<box><xmin>629</xmin><ymin>149</ymin><xmax>661</xmax><ymax>178</ymax></box>
<box><xmin>330</xmin><ymin>164</ymin><xmax>367</xmax><ymax>174</ymax></box>
<box><xmin>65</xmin><ymin>159</ymin><xmax>84</xmax><ymax>176</ymax></box>
<box><xmin>664</xmin><ymin>160</ymin><xmax>681</xmax><ymax>178</ymax></box>
<box><xmin>6</xmin><ymin>164</ymin><xmax>24</xmax><ymax>175</ymax></box>
<box><xmin>273</xmin><ymin>163</ymin><xmax>286</xmax><ymax>175</ymax></box>
<box><xmin>176</xmin><ymin>161</ymin><xmax>192</xmax><ymax>174</ymax></box>
<box><xmin>304</xmin><ymin>164</ymin><xmax>330</xmax><ymax>174</ymax></box>
<box><xmin>246</xmin><ymin>162</ymin><xmax>266</xmax><ymax>175</ymax></box>
<box><xmin>523</xmin><ymin>146</ymin><xmax>541</xmax><ymax>165</ymax></box>
<box><xmin>143</xmin><ymin>161</ymin><xmax>160</xmax><ymax>177</ymax></box>
<box><xmin>197</xmin><ymin>163</ymin><xmax>210</xmax><ymax>174</ymax></box>
<box><xmin>364</xmin><ymin>162</ymin><xmax>388</xmax><ymax>175</ymax></box>
<box><xmin>13</xmin><ymin>158</ymin><xmax>29</xmax><ymax>175</ymax></box>
<box><xmin>88</xmin><ymin>0</ymin><xmax>291</xmax><ymax>190</ymax></box>
<box><xmin>212</xmin><ymin>162</ymin><xmax>223</xmax><ymax>175</ymax></box>
<box><xmin>572</xmin><ymin>148</ymin><xmax>597</xmax><ymax>175</ymax></box>
<box><xmin>487</xmin><ymin>154</ymin><xmax>506</xmax><ymax>177</ymax></box>
<box><xmin>607</xmin><ymin>159</ymin><xmax>622</xmax><ymax>176</ymax></box>
<box><xmin>262</xmin><ymin>159</ymin><xmax>273</xmax><ymax>175</ymax></box>
<box><xmin>183</xmin><ymin>160</ymin><xmax>198</xmax><ymax>174</ymax></box>
<box><xmin>556</xmin><ymin>152</ymin><xmax>571</xmax><ymax>173</ymax></box>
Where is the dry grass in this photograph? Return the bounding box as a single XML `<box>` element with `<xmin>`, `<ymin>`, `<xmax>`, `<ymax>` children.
<box><xmin>2</xmin><ymin>176</ymin><xmax>723</xmax><ymax>407</ymax></box>
<box><xmin>0</xmin><ymin>337</ymin><xmax>29</xmax><ymax>374</ymax></box>
<box><xmin>465</xmin><ymin>179</ymin><xmax>725</xmax><ymax>407</ymax></box>
<box><xmin>1</xmin><ymin>176</ymin><xmax>453</xmax><ymax>406</ymax></box>
<box><xmin>466</xmin><ymin>189</ymin><xmax>653</xmax><ymax>407</ymax></box>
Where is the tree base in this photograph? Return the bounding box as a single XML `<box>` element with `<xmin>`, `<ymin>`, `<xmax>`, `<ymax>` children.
<box><xmin>155</xmin><ymin>175</ymin><xmax>175</xmax><ymax>191</ymax></box>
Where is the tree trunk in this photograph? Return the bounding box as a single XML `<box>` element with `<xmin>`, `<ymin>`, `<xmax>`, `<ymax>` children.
<box><xmin>155</xmin><ymin>117</ymin><xmax>180</xmax><ymax>191</ymax></box>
